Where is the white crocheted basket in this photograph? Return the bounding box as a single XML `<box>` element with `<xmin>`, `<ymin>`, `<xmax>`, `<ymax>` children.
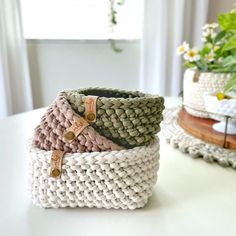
<box><xmin>183</xmin><ymin>69</ymin><xmax>231</xmax><ymax>118</ymax></box>
<box><xmin>28</xmin><ymin>138</ymin><xmax>160</xmax><ymax>210</ymax></box>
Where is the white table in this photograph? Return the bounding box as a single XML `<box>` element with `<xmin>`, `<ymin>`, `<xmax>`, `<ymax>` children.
<box><xmin>0</xmin><ymin>98</ymin><xmax>235</xmax><ymax>236</ymax></box>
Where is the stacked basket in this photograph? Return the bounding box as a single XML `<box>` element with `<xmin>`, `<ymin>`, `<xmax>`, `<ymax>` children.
<box><xmin>28</xmin><ymin>88</ymin><xmax>164</xmax><ymax>209</ymax></box>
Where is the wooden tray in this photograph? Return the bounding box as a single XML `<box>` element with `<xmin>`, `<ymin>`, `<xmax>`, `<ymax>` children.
<box><xmin>177</xmin><ymin>108</ymin><xmax>236</xmax><ymax>149</ymax></box>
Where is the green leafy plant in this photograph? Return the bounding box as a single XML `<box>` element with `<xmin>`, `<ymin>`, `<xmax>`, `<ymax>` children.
<box><xmin>177</xmin><ymin>5</ymin><xmax>236</xmax><ymax>92</ymax></box>
<box><xmin>177</xmin><ymin>22</ymin><xmax>236</xmax><ymax>73</ymax></box>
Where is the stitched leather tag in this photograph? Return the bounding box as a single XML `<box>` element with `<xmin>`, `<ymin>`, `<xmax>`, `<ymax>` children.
<box><xmin>193</xmin><ymin>71</ymin><xmax>200</xmax><ymax>82</ymax></box>
<box><xmin>85</xmin><ymin>96</ymin><xmax>98</xmax><ymax>123</ymax></box>
<box><xmin>64</xmin><ymin>117</ymin><xmax>89</xmax><ymax>142</ymax></box>
<box><xmin>50</xmin><ymin>150</ymin><xmax>65</xmax><ymax>179</ymax></box>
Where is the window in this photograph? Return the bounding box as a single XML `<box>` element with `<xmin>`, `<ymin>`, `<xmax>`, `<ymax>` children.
<box><xmin>20</xmin><ymin>0</ymin><xmax>143</xmax><ymax>40</ymax></box>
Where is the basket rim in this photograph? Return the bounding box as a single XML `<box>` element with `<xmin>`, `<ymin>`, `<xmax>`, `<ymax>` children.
<box><xmin>185</xmin><ymin>68</ymin><xmax>233</xmax><ymax>76</ymax></box>
<box><xmin>28</xmin><ymin>137</ymin><xmax>159</xmax><ymax>163</ymax></box>
<box><xmin>64</xmin><ymin>87</ymin><xmax>164</xmax><ymax>104</ymax></box>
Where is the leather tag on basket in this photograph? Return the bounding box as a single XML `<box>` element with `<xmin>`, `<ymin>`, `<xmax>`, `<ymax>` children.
<box><xmin>193</xmin><ymin>71</ymin><xmax>200</xmax><ymax>82</ymax></box>
<box><xmin>84</xmin><ymin>96</ymin><xmax>98</xmax><ymax>123</ymax></box>
<box><xmin>64</xmin><ymin>117</ymin><xmax>89</xmax><ymax>142</ymax></box>
<box><xmin>50</xmin><ymin>150</ymin><xmax>65</xmax><ymax>178</ymax></box>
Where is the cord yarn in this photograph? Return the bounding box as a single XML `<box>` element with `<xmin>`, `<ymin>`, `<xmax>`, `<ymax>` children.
<box><xmin>67</xmin><ymin>88</ymin><xmax>165</xmax><ymax>148</ymax></box>
<box><xmin>28</xmin><ymin>138</ymin><xmax>160</xmax><ymax>209</ymax></box>
<box><xmin>33</xmin><ymin>91</ymin><xmax>123</xmax><ymax>152</ymax></box>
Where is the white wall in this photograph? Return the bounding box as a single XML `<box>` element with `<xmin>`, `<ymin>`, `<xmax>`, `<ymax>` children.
<box><xmin>27</xmin><ymin>0</ymin><xmax>235</xmax><ymax>108</ymax></box>
<box><xmin>208</xmin><ymin>0</ymin><xmax>235</xmax><ymax>22</ymax></box>
<box><xmin>27</xmin><ymin>40</ymin><xmax>140</xmax><ymax>108</ymax></box>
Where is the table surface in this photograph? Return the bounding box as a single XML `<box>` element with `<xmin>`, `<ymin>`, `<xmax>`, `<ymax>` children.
<box><xmin>0</xmin><ymin>97</ymin><xmax>235</xmax><ymax>236</ymax></box>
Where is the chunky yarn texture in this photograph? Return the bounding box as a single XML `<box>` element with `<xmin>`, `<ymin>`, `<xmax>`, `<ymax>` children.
<box><xmin>183</xmin><ymin>69</ymin><xmax>230</xmax><ymax>118</ymax></box>
<box><xmin>28</xmin><ymin>138</ymin><xmax>160</xmax><ymax>209</ymax></box>
<box><xmin>161</xmin><ymin>107</ymin><xmax>236</xmax><ymax>169</ymax></box>
<box><xmin>33</xmin><ymin>91</ymin><xmax>123</xmax><ymax>153</ymax></box>
<box><xmin>67</xmin><ymin>88</ymin><xmax>164</xmax><ymax>148</ymax></box>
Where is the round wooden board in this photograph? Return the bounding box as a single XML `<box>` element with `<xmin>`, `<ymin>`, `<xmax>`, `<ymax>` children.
<box><xmin>177</xmin><ymin>108</ymin><xmax>236</xmax><ymax>150</ymax></box>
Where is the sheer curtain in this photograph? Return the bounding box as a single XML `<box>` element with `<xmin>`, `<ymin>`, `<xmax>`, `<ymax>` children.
<box><xmin>0</xmin><ymin>0</ymin><xmax>32</xmax><ymax>118</ymax></box>
<box><xmin>140</xmin><ymin>0</ymin><xmax>209</xmax><ymax>96</ymax></box>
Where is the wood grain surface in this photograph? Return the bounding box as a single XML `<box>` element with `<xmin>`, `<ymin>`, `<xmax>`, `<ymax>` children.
<box><xmin>178</xmin><ymin>108</ymin><xmax>236</xmax><ymax>149</ymax></box>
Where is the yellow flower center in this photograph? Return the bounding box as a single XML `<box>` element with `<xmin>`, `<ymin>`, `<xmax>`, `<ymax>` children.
<box><xmin>188</xmin><ymin>50</ymin><xmax>196</xmax><ymax>57</ymax></box>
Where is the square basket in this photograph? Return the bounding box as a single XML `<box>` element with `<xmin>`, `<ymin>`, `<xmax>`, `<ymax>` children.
<box><xmin>28</xmin><ymin>138</ymin><xmax>160</xmax><ymax>210</ymax></box>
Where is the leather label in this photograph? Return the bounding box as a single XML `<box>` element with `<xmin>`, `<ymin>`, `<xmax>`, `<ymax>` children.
<box><xmin>193</xmin><ymin>71</ymin><xmax>200</xmax><ymax>82</ymax></box>
<box><xmin>50</xmin><ymin>150</ymin><xmax>65</xmax><ymax>179</ymax></box>
<box><xmin>64</xmin><ymin>117</ymin><xmax>89</xmax><ymax>142</ymax></box>
<box><xmin>85</xmin><ymin>96</ymin><xmax>98</xmax><ymax>123</ymax></box>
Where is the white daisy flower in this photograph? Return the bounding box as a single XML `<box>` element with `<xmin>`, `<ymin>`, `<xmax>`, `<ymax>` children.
<box><xmin>184</xmin><ymin>48</ymin><xmax>200</xmax><ymax>62</ymax></box>
<box><xmin>212</xmin><ymin>23</ymin><xmax>219</xmax><ymax>28</ymax></box>
<box><xmin>176</xmin><ymin>41</ymin><xmax>189</xmax><ymax>55</ymax></box>
<box><xmin>202</xmin><ymin>23</ymin><xmax>219</xmax><ymax>30</ymax></box>
<box><xmin>205</xmin><ymin>52</ymin><xmax>215</xmax><ymax>62</ymax></box>
<box><xmin>203</xmin><ymin>28</ymin><xmax>217</xmax><ymax>38</ymax></box>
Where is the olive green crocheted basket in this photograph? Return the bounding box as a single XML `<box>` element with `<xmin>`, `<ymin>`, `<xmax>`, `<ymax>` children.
<box><xmin>67</xmin><ymin>88</ymin><xmax>165</xmax><ymax>148</ymax></box>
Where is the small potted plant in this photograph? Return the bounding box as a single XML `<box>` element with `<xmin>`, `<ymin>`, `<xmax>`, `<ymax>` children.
<box><xmin>177</xmin><ymin>6</ymin><xmax>236</xmax><ymax>118</ymax></box>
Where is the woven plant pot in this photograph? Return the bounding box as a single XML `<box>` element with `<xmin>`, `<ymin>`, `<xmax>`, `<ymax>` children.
<box><xmin>183</xmin><ymin>69</ymin><xmax>231</xmax><ymax>118</ymax></box>
<box><xmin>28</xmin><ymin>138</ymin><xmax>160</xmax><ymax>210</ymax></box>
<box><xmin>67</xmin><ymin>88</ymin><xmax>164</xmax><ymax>148</ymax></box>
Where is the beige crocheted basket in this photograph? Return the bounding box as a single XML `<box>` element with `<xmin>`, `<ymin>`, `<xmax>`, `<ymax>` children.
<box><xmin>183</xmin><ymin>69</ymin><xmax>231</xmax><ymax>118</ymax></box>
<box><xmin>28</xmin><ymin>138</ymin><xmax>160</xmax><ymax>210</ymax></box>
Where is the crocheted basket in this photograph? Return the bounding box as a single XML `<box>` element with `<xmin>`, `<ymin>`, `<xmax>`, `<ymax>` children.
<box><xmin>183</xmin><ymin>69</ymin><xmax>231</xmax><ymax>118</ymax></box>
<box><xmin>34</xmin><ymin>89</ymin><xmax>164</xmax><ymax>151</ymax></box>
<box><xmin>67</xmin><ymin>88</ymin><xmax>164</xmax><ymax>148</ymax></box>
<box><xmin>28</xmin><ymin>138</ymin><xmax>160</xmax><ymax>209</ymax></box>
<box><xmin>33</xmin><ymin>91</ymin><xmax>123</xmax><ymax>153</ymax></box>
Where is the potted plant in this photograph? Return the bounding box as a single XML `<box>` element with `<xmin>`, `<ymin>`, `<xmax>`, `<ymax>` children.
<box><xmin>177</xmin><ymin>6</ymin><xmax>236</xmax><ymax>118</ymax></box>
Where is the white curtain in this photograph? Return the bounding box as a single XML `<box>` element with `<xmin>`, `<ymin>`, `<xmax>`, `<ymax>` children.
<box><xmin>140</xmin><ymin>0</ymin><xmax>209</xmax><ymax>96</ymax></box>
<box><xmin>0</xmin><ymin>0</ymin><xmax>33</xmax><ymax>118</ymax></box>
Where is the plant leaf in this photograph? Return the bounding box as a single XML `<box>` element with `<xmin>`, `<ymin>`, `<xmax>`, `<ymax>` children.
<box><xmin>195</xmin><ymin>60</ymin><xmax>208</xmax><ymax>71</ymax></box>
<box><xmin>214</xmin><ymin>30</ymin><xmax>226</xmax><ymax>43</ymax></box>
<box><xmin>221</xmin><ymin>54</ymin><xmax>236</xmax><ymax>67</ymax></box>
<box><xmin>218</xmin><ymin>11</ymin><xmax>236</xmax><ymax>30</ymax></box>
<box><xmin>222</xmin><ymin>34</ymin><xmax>236</xmax><ymax>51</ymax></box>
<box><xmin>183</xmin><ymin>61</ymin><xmax>196</xmax><ymax>68</ymax></box>
<box><xmin>109</xmin><ymin>39</ymin><xmax>123</xmax><ymax>53</ymax></box>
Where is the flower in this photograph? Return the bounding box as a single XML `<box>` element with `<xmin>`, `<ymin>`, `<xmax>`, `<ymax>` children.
<box><xmin>213</xmin><ymin>45</ymin><xmax>220</xmax><ymax>52</ymax></box>
<box><xmin>176</xmin><ymin>41</ymin><xmax>189</xmax><ymax>55</ymax></box>
<box><xmin>205</xmin><ymin>52</ymin><xmax>215</xmax><ymax>62</ymax></box>
<box><xmin>203</xmin><ymin>28</ymin><xmax>217</xmax><ymax>38</ymax></box>
<box><xmin>184</xmin><ymin>48</ymin><xmax>200</xmax><ymax>62</ymax></box>
<box><xmin>180</xmin><ymin>6</ymin><xmax>236</xmax><ymax>75</ymax></box>
<box><xmin>202</xmin><ymin>23</ymin><xmax>219</xmax><ymax>30</ymax></box>
<box><xmin>202</xmin><ymin>23</ymin><xmax>218</xmax><ymax>39</ymax></box>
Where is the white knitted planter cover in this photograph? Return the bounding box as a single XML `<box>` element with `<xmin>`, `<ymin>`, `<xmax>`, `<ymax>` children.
<box><xmin>28</xmin><ymin>138</ymin><xmax>160</xmax><ymax>209</ymax></box>
<box><xmin>183</xmin><ymin>69</ymin><xmax>231</xmax><ymax>118</ymax></box>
